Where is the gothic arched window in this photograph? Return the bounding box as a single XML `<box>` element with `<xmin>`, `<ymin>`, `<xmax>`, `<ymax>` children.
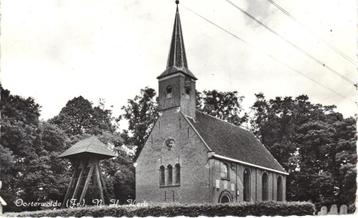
<box><xmin>166</xmin><ymin>86</ymin><xmax>173</xmax><ymax>98</ymax></box>
<box><xmin>277</xmin><ymin>176</ymin><xmax>283</xmax><ymax>201</ymax></box>
<box><xmin>262</xmin><ymin>172</ymin><xmax>269</xmax><ymax>201</ymax></box>
<box><xmin>167</xmin><ymin>165</ymin><xmax>173</xmax><ymax>185</ymax></box>
<box><xmin>159</xmin><ymin>165</ymin><xmax>165</xmax><ymax>186</ymax></box>
<box><xmin>243</xmin><ymin>168</ymin><xmax>251</xmax><ymax>202</ymax></box>
<box><xmin>175</xmin><ymin>164</ymin><xmax>180</xmax><ymax>184</ymax></box>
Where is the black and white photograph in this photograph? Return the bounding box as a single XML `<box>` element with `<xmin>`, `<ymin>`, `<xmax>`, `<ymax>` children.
<box><xmin>0</xmin><ymin>0</ymin><xmax>357</xmax><ymax>216</ymax></box>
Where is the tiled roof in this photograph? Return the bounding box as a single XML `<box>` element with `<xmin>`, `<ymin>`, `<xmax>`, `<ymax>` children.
<box><xmin>59</xmin><ymin>136</ymin><xmax>116</xmax><ymax>158</ymax></box>
<box><xmin>186</xmin><ymin>111</ymin><xmax>287</xmax><ymax>174</ymax></box>
<box><xmin>157</xmin><ymin>6</ymin><xmax>197</xmax><ymax>80</ymax></box>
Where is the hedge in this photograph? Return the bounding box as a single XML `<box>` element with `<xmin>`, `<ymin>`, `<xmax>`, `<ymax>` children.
<box><xmin>6</xmin><ymin>201</ymin><xmax>315</xmax><ymax>217</ymax></box>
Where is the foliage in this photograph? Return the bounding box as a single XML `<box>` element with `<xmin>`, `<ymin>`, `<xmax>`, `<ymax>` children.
<box><xmin>120</xmin><ymin>87</ymin><xmax>158</xmax><ymax>159</ymax></box>
<box><xmin>7</xmin><ymin>201</ymin><xmax>315</xmax><ymax>217</ymax></box>
<box><xmin>0</xmin><ymin>85</ymin><xmax>70</xmax><ymax>212</ymax></box>
<box><xmin>197</xmin><ymin>90</ymin><xmax>248</xmax><ymax>126</ymax></box>
<box><xmin>49</xmin><ymin>96</ymin><xmax>116</xmax><ymax>137</ymax></box>
<box><xmin>250</xmin><ymin>93</ymin><xmax>357</xmax><ymax>207</ymax></box>
<box><xmin>0</xmin><ymin>144</ymin><xmax>14</xmax><ymax>174</ymax></box>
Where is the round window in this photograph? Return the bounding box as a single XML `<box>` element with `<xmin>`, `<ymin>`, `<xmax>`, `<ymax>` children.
<box><xmin>165</xmin><ymin>138</ymin><xmax>175</xmax><ymax>148</ymax></box>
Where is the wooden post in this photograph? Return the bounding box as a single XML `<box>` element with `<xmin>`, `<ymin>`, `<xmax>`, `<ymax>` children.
<box><xmin>98</xmin><ymin>162</ymin><xmax>109</xmax><ymax>204</ymax></box>
<box><xmin>94</xmin><ymin>162</ymin><xmax>105</xmax><ymax>204</ymax></box>
<box><xmin>79</xmin><ymin>163</ymin><xmax>95</xmax><ymax>203</ymax></box>
<box><xmin>61</xmin><ymin>168</ymin><xmax>78</xmax><ymax>207</ymax></box>
<box><xmin>72</xmin><ymin>161</ymin><xmax>86</xmax><ymax>200</ymax></box>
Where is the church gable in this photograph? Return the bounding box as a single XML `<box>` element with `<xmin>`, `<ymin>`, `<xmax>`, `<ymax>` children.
<box><xmin>136</xmin><ymin>109</ymin><xmax>212</xmax><ymax>203</ymax></box>
<box><xmin>137</xmin><ymin>110</ymin><xmax>211</xmax><ymax>165</ymax></box>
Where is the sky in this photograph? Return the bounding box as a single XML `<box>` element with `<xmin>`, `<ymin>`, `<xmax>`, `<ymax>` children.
<box><xmin>1</xmin><ymin>0</ymin><xmax>357</xmax><ymax>124</ymax></box>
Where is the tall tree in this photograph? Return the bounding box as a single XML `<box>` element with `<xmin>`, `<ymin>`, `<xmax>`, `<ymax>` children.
<box><xmin>1</xmin><ymin>85</ymin><xmax>40</xmax><ymax>211</ymax></box>
<box><xmin>50</xmin><ymin>96</ymin><xmax>116</xmax><ymax>137</ymax></box>
<box><xmin>251</xmin><ymin>93</ymin><xmax>356</xmax><ymax>207</ymax></box>
<box><xmin>120</xmin><ymin>87</ymin><xmax>158</xmax><ymax>159</ymax></box>
<box><xmin>197</xmin><ymin>90</ymin><xmax>248</xmax><ymax>126</ymax></box>
<box><xmin>0</xmin><ymin>85</ymin><xmax>70</xmax><ymax>211</ymax></box>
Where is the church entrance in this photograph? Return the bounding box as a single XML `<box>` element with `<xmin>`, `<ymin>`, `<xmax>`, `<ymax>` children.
<box><xmin>218</xmin><ymin>191</ymin><xmax>232</xmax><ymax>204</ymax></box>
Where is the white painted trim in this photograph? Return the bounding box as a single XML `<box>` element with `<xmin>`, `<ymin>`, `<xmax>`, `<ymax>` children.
<box><xmin>158</xmin><ymin>72</ymin><xmax>185</xmax><ymax>81</ymax></box>
<box><xmin>212</xmin><ymin>154</ymin><xmax>289</xmax><ymax>175</ymax></box>
<box><xmin>180</xmin><ymin>112</ymin><xmax>213</xmax><ymax>152</ymax></box>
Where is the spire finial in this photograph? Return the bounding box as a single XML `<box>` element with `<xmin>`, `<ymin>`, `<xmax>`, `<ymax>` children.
<box><xmin>157</xmin><ymin>0</ymin><xmax>197</xmax><ymax>80</ymax></box>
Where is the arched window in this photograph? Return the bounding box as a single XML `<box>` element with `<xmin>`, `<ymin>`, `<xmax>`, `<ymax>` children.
<box><xmin>221</xmin><ymin>162</ymin><xmax>229</xmax><ymax>180</ymax></box>
<box><xmin>262</xmin><ymin>173</ymin><xmax>268</xmax><ymax>201</ymax></box>
<box><xmin>159</xmin><ymin>166</ymin><xmax>165</xmax><ymax>186</ymax></box>
<box><xmin>185</xmin><ymin>86</ymin><xmax>191</xmax><ymax>99</ymax></box>
<box><xmin>175</xmin><ymin>164</ymin><xmax>180</xmax><ymax>184</ymax></box>
<box><xmin>166</xmin><ymin>86</ymin><xmax>173</xmax><ymax>98</ymax></box>
<box><xmin>219</xmin><ymin>191</ymin><xmax>232</xmax><ymax>204</ymax></box>
<box><xmin>243</xmin><ymin>168</ymin><xmax>251</xmax><ymax>202</ymax></box>
<box><xmin>277</xmin><ymin>176</ymin><xmax>283</xmax><ymax>201</ymax></box>
<box><xmin>167</xmin><ymin>165</ymin><xmax>173</xmax><ymax>185</ymax></box>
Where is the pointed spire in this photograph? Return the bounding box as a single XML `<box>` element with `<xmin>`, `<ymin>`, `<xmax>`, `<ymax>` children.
<box><xmin>157</xmin><ymin>1</ymin><xmax>197</xmax><ymax>80</ymax></box>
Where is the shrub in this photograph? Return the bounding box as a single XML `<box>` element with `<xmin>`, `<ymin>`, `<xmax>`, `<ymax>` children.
<box><xmin>6</xmin><ymin>201</ymin><xmax>315</xmax><ymax>217</ymax></box>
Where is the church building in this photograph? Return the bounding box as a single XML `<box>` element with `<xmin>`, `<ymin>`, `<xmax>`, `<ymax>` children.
<box><xmin>135</xmin><ymin>1</ymin><xmax>288</xmax><ymax>204</ymax></box>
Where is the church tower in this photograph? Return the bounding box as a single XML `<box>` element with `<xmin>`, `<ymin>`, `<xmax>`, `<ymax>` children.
<box><xmin>157</xmin><ymin>1</ymin><xmax>197</xmax><ymax>119</ymax></box>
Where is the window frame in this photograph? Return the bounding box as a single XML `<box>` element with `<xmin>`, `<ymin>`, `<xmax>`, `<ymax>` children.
<box><xmin>166</xmin><ymin>85</ymin><xmax>173</xmax><ymax>98</ymax></box>
<box><xmin>167</xmin><ymin>165</ymin><xmax>173</xmax><ymax>185</ymax></box>
<box><xmin>262</xmin><ymin>172</ymin><xmax>269</xmax><ymax>201</ymax></box>
<box><xmin>220</xmin><ymin>162</ymin><xmax>230</xmax><ymax>180</ymax></box>
<box><xmin>175</xmin><ymin>163</ymin><xmax>181</xmax><ymax>185</ymax></box>
<box><xmin>243</xmin><ymin>168</ymin><xmax>251</xmax><ymax>202</ymax></box>
<box><xmin>277</xmin><ymin>176</ymin><xmax>283</xmax><ymax>201</ymax></box>
<box><xmin>159</xmin><ymin>165</ymin><xmax>165</xmax><ymax>186</ymax></box>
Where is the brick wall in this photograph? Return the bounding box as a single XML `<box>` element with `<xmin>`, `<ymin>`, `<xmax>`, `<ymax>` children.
<box><xmin>209</xmin><ymin>158</ymin><xmax>286</xmax><ymax>203</ymax></box>
<box><xmin>136</xmin><ymin>109</ymin><xmax>211</xmax><ymax>203</ymax></box>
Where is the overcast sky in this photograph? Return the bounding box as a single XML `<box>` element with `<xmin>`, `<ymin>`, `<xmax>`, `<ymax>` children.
<box><xmin>1</xmin><ymin>0</ymin><xmax>357</xmax><ymax>123</ymax></box>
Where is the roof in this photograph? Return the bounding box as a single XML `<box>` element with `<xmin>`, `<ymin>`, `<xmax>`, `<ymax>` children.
<box><xmin>157</xmin><ymin>6</ymin><xmax>197</xmax><ymax>80</ymax></box>
<box><xmin>186</xmin><ymin>111</ymin><xmax>287</xmax><ymax>174</ymax></box>
<box><xmin>59</xmin><ymin>136</ymin><xmax>116</xmax><ymax>158</ymax></box>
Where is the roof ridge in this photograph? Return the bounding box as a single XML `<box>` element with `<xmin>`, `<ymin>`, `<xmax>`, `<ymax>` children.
<box><xmin>180</xmin><ymin>111</ymin><xmax>212</xmax><ymax>152</ymax></box>
<box><xmin>195</xmin><ymin>110</ymin><xmax>249</xmax><ymax>132</ymax></box>
<box><xmin>86</xmin><ymin>136</ymin><xmax>94</xmax><ymax>151</ymax></box>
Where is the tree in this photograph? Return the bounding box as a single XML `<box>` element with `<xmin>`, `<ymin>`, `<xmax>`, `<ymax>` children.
<box><xmin>50</xmin><ymin>96</ymin><xmax>116</xmax><ymax>137</ymax></box>
<box><xmin>120</xmin><ymin>87</ymin><xmax>158</xmax><ymax>159</ymax></box>
<box><xmin>0</xmin><ymin>144</ymin><xmax>15</xmax><ymax>207</ymax></box>
<box><xmin>0</xmin><ymin>85</ymin><xmax>70</xmax><ymax>211</ymax></box>
<box><xmin>197</xmin><ymin>90</ymin><xmax>248</xmax><ymax>126</ymax></box>
<box><xmin>251</xmin><ymin>93</ymin><xmax>356</xmax><ymax>207</ymax></box>
<box><xmin>1</xmin><ymin>85</ymin><xmax>41</xmax><ymax>211</ymax></box>
<box><xmin>30</xmin><ymin>122</ymin><xmax>71</xmax><ymax>202</ymax></box>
